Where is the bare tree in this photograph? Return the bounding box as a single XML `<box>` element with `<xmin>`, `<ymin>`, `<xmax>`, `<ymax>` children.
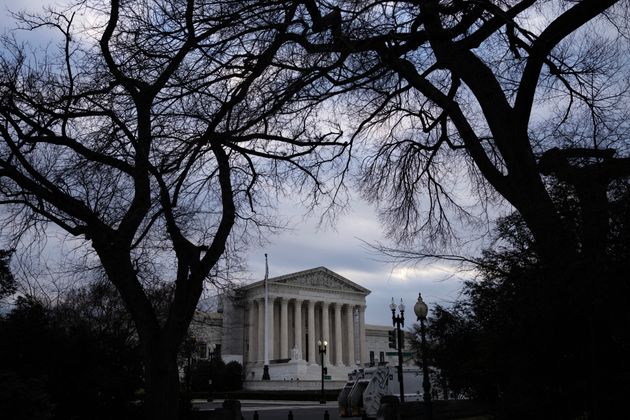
<box><xmin>295</xmin><ymin>1</ymin><xmax>630</xmax><ymax>417</ymax></box>
<box><xmin>296</xmin><ymin>0</ymin><xmax>630</xmax><ymax>267</ymax></box>
<box><xmin>295</xmin><ymin>0</ymin><xmax>628</xmax><ymax>259</ymax></box>
<box><xmin>0</xmin><ymin>1</ymin><xmax>347</xmax><ymax>418</ymax></box>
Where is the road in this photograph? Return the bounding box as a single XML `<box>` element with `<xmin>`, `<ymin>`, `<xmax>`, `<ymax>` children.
<box><xmin>193</xmin><ymin>400</ymin><xmax>360</xmax><ymax>420</ymax></box>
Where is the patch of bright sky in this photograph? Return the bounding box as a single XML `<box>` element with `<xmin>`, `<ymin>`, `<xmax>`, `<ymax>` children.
<box><xmin>2</xmin><ymin>1</ymin><xmax>59</xmax><ymax>41</ymax></box>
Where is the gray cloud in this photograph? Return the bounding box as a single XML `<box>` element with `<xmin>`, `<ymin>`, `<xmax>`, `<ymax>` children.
<box><xmin>243</xmin><ymin>196</ymin><xmax>469</xmax><ymax>326</ymax></box>
<box><xmin>1</xmin><ymin>1</ymin><xmax>471</xmax><ymax>328</ymax></box>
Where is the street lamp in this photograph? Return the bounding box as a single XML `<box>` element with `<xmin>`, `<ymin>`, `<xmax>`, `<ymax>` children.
<box><xmin>318</xmin><ymin>340</ymin><xmax>328</xmax><ymax>404</ymax></box>
<box><xmin>390</xmin><ymin>297</ymin><xmax>405</xmax><ymax>403</ymax></box>
<box><xmin>414</xmin><ymin>293</ymin><xmax>433</xmax><ymax>420</ymax></box>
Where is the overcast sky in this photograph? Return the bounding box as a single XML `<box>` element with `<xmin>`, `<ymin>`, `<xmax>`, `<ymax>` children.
<box><xmin>240</xmin><ymin>196</ymin><xmax>472</xmax><ymax>326</ymax></box>
<box><xmin>1</xmin><ymin>0</ymin><xmax>475</xmax><ymax>327</ymax></box>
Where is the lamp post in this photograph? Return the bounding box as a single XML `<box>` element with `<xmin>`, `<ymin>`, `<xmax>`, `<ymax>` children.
<box><xmin>414</xmin><ymin>293</ymin><xmax>433</xmax><ymax>420</ymax></box>
<box><xmin>318</xmin><ymin>340</ymin><xmax>328</xmax><ymax>404</ymax></box>
<box><xmin>390</xmin><ymin>297</ymin><xmax>405</xmax><ymax>403</ymax></box>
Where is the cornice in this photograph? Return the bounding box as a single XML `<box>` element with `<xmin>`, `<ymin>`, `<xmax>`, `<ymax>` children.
<box><xmin>238</xmin><ymin>266</ymin><xmax>371</xmax><ymax>295</ymax></box>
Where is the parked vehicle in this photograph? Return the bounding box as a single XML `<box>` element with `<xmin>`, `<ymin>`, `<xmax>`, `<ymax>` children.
<box><xmin>337</xmin><ymin>371</ymin><xmax>357</xmax><ymax>417</ymax></box>
<box><xmin>338</xmin><ymin>365</ymin><xmax>424</xmax><ymax>418</ymax></box>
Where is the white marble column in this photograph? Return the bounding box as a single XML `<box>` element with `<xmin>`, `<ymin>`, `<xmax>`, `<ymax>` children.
<box><xmin>334</xmin><ymin>303</ymin><xmax>343</xmax><ymax>366</ymax></box>
<box><xmin>247</xmin><ymin>300</ymin><xmax>256</xmax><ymax>364</ymax></box>
<box><xmin>358</xmin><ymin>304</ymin><xmax>367</xmax><ymax>365</ymax></box>
<box><xmin>267</xmin><ymin>297</ymin><xmax>275</xmax><ymax>360</ymax></box>
<box><xmin>257</xmin><ymin>298</ymin><xmax>264</xmax><ymax>362</ymax></box>
<box><xmin>345</xmin><ymin>304</ymin><xmax>355</xmax><ymax>366</ymax></box>
<box><xmin>307</xmin><ymin>300</ymin><xmax>316</xmax><ymax>364</ymax></box>
<box><xmin>293</xmin><ymin>299</ymin><xmax>303</xmax><ymax>359</ymax></box>
<box><xmin>280</xmin><ymin>297</ymin><xmax>289</xmax><ymax>359</ymax></box>
<box><xmin>321</xmin><ymin>301</ymin><xmax>330</xmax><ymax>365</ymax></box>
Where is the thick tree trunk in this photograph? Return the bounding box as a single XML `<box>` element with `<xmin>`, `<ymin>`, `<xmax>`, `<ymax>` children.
<box><xmin>512</xmin><ymin>178</ymin><xmax>617</xmax><ymax>419</ymax></box>
<box><xmin>512</xmin><ymin>186</ymin><xmax>579</xmax><ymax>268</ymax></box>
<box><xmin>144</xmin><ymin>344</ymin><xmax>181</xmax><ymax>420</ymax></box>
<box><xmin>95</xmin><ymin>248</ymin><xmax>183</xmax><ymax>420</ymax></box>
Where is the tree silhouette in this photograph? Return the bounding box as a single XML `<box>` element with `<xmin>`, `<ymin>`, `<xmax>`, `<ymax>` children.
<box><xmin>0</xmin><ymin>1</ymin><xmax>346</xmax><ymax>418</ymax></box>
<box><xmin>417</xmin><ymin>182</ymin><xmax>630</xmax><ymax>418</ymax></box>
<box><xmin>298</xmin><ymin>0</ymin><xmax>630</xmax><ymax>264</ymax></box>
<box><xmin>0</xmin><ymin>285</ymin><xmax>144</xmax><ymax>420</ymax></box>
<box><xmin>297</xmin><ymin>2</ymin><xmax>630</xmax><ymax>417</ymax></box>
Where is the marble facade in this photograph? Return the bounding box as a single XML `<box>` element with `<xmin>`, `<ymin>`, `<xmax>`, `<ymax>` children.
<box><xmin>195</xmin><ymin>266</ymin><xmax>407</xmax><ymax>390</ymax></box>
<box><xmin>241</xmin><ymin>267</ymin><xmax>369</xmax><ymax>367</ymax></box>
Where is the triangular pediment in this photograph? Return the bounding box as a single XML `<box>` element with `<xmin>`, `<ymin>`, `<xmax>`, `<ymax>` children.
<box><xmin>240</xmin><ymin>266</ymin><xmax>370</xmax><ymax>295</ymax></box>
<box><xmin>272</xmin><ymin>267</ymin><xmax>370</xmax><ymax>294</ymax></box>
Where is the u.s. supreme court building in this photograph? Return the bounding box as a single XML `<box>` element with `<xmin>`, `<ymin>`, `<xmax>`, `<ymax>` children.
<box><xmin>191</xmin><ymin>267</ymin><xmax>405</xmax><ymax>390</ymax></box>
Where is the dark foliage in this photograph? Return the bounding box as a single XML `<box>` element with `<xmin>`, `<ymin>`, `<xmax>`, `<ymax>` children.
<box><xmin>188</xmin><ymin>358</ymin><xmax>242</xmax><ymax>393</ymax></box>
<box><xmin>422</xmin><ymin>183</ymin><xmax>630</xmax><ymax>419</ymax></box>
<box><xmin>0</xmin><ymin>292</ymin><xmax>143</xmax><ymax>420</ymax></box>
<box><xmin>0</xmin><ymin>370</ymin><xmax>53</xmax><ymax>420</ymax></box>
<box><xmin>223</xmin><ymin>361</ymin><xmax>244</xmax><ymax>392</ymax></box>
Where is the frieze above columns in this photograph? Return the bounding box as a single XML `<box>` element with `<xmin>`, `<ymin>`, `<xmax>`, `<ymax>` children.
<box><xmin>238</xmin><ymin>267</ymin><xmax>371</xmax><ymax>302</ymax></box>
<box><xmin>274</xmin><ymin>272</ymin><xmax>355</xmax><ymax>291</ymax></box>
